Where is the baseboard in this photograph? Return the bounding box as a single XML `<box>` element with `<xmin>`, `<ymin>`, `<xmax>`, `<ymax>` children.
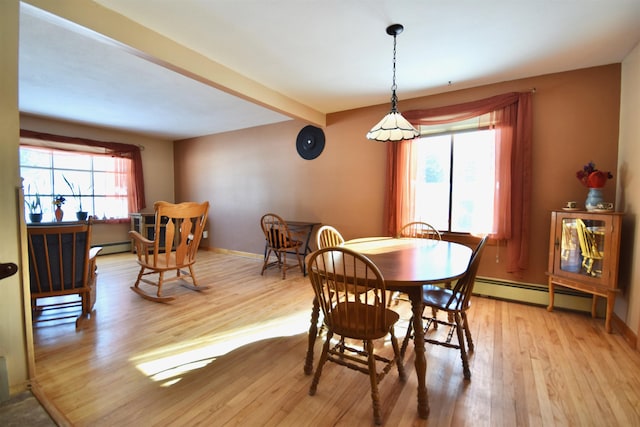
<box><xmin>30</xmin><ymin>380</ymin><xmax>72</xmax><ymax>427</ymax></box>
<box><xmin>473</xmin><ymin>276</ymin><xmax>595</xmax><ymax>313</ymax></box>
<box><xmin>205</xmin><ymin>247</ymin><xmax>263</xmax><ymax>260</ymax></box>
<box><xmin>93</xmin><ymin>241</ymin><xmax>131</xmax><ymax>255</ymax></box>
<box><xmin>612</xmin><ymin>313</ymin><xmax>638</xmax><ymax>348</ymax></box>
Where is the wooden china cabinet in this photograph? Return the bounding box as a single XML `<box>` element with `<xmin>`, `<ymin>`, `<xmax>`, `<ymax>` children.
<box><xmin>546</xmin><ymin>209</ymin><xmax>623</xmax><ymax>333</ymax></box>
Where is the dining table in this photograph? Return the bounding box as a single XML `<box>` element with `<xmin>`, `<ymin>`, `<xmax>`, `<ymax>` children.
<box><xmin>286</xmin><ymin>220</ymin><xmax>321</xmax><ymax>275</ymax></box>
<box><xmin>303</xmin><ymin>236</ymin><xmax>473</xmax><ymax>419</ymax></box>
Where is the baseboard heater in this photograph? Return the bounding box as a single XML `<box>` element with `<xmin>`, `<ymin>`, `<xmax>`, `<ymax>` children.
<box><xmin>93</xmin><ymin>241</ymin><xmax>131</xmax><ymax>255</ymax></box>
<box><xmin>473</xmin><ymin>276</ymin><xmax>598</xmax><ymax>314</ymax></box>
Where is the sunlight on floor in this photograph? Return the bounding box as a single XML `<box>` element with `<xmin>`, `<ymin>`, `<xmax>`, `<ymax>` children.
<box><xmin>130</xmin><ymin>309</ymin><xmax>311</xmax><ymax>386</ymax></box>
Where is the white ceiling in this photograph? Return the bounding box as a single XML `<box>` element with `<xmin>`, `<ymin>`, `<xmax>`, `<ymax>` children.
<box><xmin>18</xmin><ymin>0</ymin><xmax>640</xmax><ymax>140</ymax></box>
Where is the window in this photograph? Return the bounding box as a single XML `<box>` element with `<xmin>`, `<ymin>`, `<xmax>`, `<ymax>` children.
<box><xmin>20</xmin><ymin>146</ymin><xmax>131</xmax><ymax>222</ymax></box>
<box><xmin>387</xmin><ymin>92</ymin><xmax>533</xmax><ymax>272</ymax></box>
<box><xmin>413</xmin><ymin>128</ymin><xmax>495</xmax><ymax>234</ymax></box>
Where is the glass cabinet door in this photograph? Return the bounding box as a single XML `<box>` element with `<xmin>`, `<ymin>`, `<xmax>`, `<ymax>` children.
<box><xmin>558</xmin><ymin>217</ymin><xmax>606</xmax><ymax>278</ymax></box>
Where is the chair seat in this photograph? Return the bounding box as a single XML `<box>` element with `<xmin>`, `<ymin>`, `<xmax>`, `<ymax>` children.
<box><xmin>279</xmin><ymin>240</ymin><xmax>303</xmax><ymax>250</ymax></box>
<box><xmin>329</xmin><ymin>302</ymin><xmax>400</xmax><ymax>340</ymax></box>
<box><xmin>421</xmin><ymin>284</ymin><xmax>464</xmax><ymax>311</ymax></box>
<box><xmin>137</xmin><ymin>253</ymin><xmax>196</xmax><ymax>271</ymax></box>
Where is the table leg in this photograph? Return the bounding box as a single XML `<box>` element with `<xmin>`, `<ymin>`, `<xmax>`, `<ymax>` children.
<box><xmin>408</xmin><ymin>288</ymin><xmax>430</xmax><ymax>418</ymax></box>
<box><xmin>289</xmin><ymin>224</ymin><xmax>316</xmax><ymax>276</ymax></box>
<box><xmin>304</xmin><ymin>296</ymin><xmax>320</xmax><ymax>375</ymax></box>
<box><xmin>300</xmin><ymin>225</ymin><xmax>316</xmax><ymax>276</ymax></box>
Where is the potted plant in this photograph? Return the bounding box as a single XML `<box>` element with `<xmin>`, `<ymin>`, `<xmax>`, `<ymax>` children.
<box><xmin>63</xmin><ymin>175</ymin><xmax>88</xmax><ymax>220</ymax></box>
<box><xmin>25</xmin><ymin>185</ymin><xmax>42</xmax><ymax>223</ymax></box>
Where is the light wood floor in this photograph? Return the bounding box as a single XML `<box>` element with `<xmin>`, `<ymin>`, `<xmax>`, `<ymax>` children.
<box><xmin>32</xmin><ymin>251</ymin><xmax>640</xmax><ymax>426</ymax></box>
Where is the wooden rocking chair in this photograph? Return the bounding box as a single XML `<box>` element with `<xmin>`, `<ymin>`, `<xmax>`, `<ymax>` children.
<box><xmin>129</xmin><ymin>201</ymin><xmax>209</xmax><ymax>302</ymax></box>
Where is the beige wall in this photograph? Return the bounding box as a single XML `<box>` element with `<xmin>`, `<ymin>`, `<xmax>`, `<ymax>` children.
<box><xmin>176</xmin><ymin>64</ymin><xmax>621</xmax><ymax>288</ymax></box>
<box><xmin>19</xmin><ymin>115</ymin><xmax>176</xmax><ymax>246</ymax></box>
<box><xmin>0</xmin><ymin>0</ymin><xmax>30</xmax><ymax>393</ymax></box>
<box><xmin>617</xmin><ymin>41</ymin><xmax>640</xmax><ymax>337</ymax></box>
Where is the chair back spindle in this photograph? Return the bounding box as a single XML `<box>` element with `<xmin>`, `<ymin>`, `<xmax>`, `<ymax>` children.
<box><xmin>397</xmin><ymin>221</ymin><xmax>441</xmax><ymax>240</ymax></box>
<box><xmin>316</xmin><ymin>225</ymin><xmax>345</xmax><ymax>249</ymax></box>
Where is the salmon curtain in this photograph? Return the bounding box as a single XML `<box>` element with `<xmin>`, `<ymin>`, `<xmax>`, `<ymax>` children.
<box><xmin>20</xmin><ymin>129</ymin><xmax>146</xmax><ymax>213</ymax></box>
<box><xmin>383</xmin><ymin>92</ymin><xmax>532</xmax><ymax>272</ymax></box>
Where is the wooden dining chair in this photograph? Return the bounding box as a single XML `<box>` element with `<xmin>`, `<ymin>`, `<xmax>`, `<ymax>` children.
<box><xmin>27</xmin><ymin>218</ymin><xmax>102</xmax><ymax>327</ymax></box>
<box><xmin>401</xmin><ymin>235</ymin><xmax>488</xmax><ymax>379</ymax></box>
<box><xmin>307</xmin><ymin>247</ymin><xmax>406</xmax><ymax>425</ymax></box>
<box><xmin>260</xmin><ymin>213</ymin><xmax>303</xmax><ymax>279</ymax></box>
<box><xmin>397</xmin><ymin>221</ymin><xmax>442</xmax><ymax>240</ymax></box>
<box><xmin>129</xmin><ymin>200</ymin><xmax>209</xmax><ymax>302</ymax></box>
<box><xmin>390</xmin><ymin>221</ymin><xmax>442</xmax><ymax>307</ymax></box>
<box><xmin>315</xmin><ymin>225</ymin><xmax>345</xmax><ymax>249</ymax></box>
<box><xmin>575</xmin><ymin>218</ymin><xmax>604</xmax><ymax>276</ymax></box>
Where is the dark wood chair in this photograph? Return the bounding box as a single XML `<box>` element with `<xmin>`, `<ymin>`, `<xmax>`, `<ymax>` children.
<box><xmin>307</xmin><ymin>246</ymin><xmax>406</xmax><ymax>425</ymax></box>
<box><xmin>390</xmin><ymin>221</ymin><xmax>443</xmax><ymax>306</ymax></box>
<box><xmin>401</xmin><ymin>235</ymin><xmax>488</xmax><ymax>379</ymax></box>
<box><xmin>27</xmin><ymin>219</ymin><xmax>102</xmax><ymax>327</ymax></box>
<box><xmin>129</xmin><ymin>201</ymin><xmax>210</xmax><ymax>302</ymax></box>
<box><xmin>260</xmin><ymin>213</ymin><xmax>303</xmax><ymax>279</ymax></box>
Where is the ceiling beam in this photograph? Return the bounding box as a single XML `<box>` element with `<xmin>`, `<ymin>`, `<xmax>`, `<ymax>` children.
<box><xmin>23</xmin><ymin>0</ymin><xmax>326</xmax><ymax>128</ymax></box>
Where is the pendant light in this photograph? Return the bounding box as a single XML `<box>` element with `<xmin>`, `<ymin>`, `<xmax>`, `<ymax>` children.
<box><xmin>366</xmin><ymin>24</ymin><xmax>420</xmax><ymax>142</ymax></box>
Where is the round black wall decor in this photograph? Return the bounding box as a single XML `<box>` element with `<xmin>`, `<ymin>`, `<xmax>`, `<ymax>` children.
<box><xmin>296</xmin><ymin>125</ymin><xmax>325</xmax><ymax>160</ymax></box>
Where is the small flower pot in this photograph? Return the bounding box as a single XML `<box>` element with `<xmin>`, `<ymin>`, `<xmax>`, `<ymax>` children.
<box><xmin>76</xmin><ymin>211</ymin><xmax>88</xmax><ymax>221</ymax></box>
<box><xmin>29</xmin><ymin>213</ymin><xmax>42</xmax><ymax>223</ymax></box>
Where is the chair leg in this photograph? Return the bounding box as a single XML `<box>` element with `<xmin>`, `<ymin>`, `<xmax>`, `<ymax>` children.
<box><xmin>281</xmin><ymin>250</ymin><xmax>288</xmax><ymax>279</ymax></box>
<box><xmin>309</xmin><ymin>331</ymin><xmax>332</xmax><ymax>396</ymax></box>
<box><xmin>453</xmin><ymin>313</ymin><xmax>471</xmax><ymax>379</ymax></box>
<box><xmin>365</xmin><ymin>339</ymin><xmax>382</xmax><ymax>425</ymax></box>
<box><xmin>188</xmin><ymin>264</ymin><xmax>199</xmax><ymax>287</ymax></box>
<box><xmin>156</xmin><ymin>271</ymin><xmax>165</xmax><ymax>298</ymax></box>
<box><xmin>388</xmin><ymin>291</ymin><xmax>400</xmax><ymax>307</ymax></box>
<box><xmin>461</xmin><ymin>311</ymin><xmax>474</xmax><ymax>352</ymax></box>
<box><xmin>133</xmin><ymin>266</ymin><xmax>145</xmax><ymax>289</ymax></box>
<box><xmin>261</xmin><ymin>249</ymin><xmax>272</xmax><ymax>275</ymax></box>
<box><xmin>294</xmin><ymin>249</ymin><xmax>304</xmax><ymax>275</ymax></box>
<box><xmin>390</xmin><ymin>328</ymin><xmax>406</xmax><ymax>382</ymax></box>
<box><xmin>400</xmin><ymin>316</ymin><xmax>414</xmax><ymax>357</ymax></box>
<box><xmin>82</xmin><ymin>290</ymin><xmax>90</xmax><ymax>314</ymax></box>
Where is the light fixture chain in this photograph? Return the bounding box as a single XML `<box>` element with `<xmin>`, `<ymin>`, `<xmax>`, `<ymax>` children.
<box><xmin>390</xmin><ymin>33</ymin><xmax>398</xmax><ymax>111</ymax></box>
<box><xmin>392</xmin><ymin>33</ymin><xmax>397</xmax><ymax>91</ymax></box>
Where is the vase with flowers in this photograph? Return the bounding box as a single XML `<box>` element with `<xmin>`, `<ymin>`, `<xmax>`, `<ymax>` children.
<box><xmin>52</xmin><ymin>195</ymin><xmax>66</xmax><ymax>222</ymax></box>
<box><xmin>576</xmin><ymin>161</ymin><xmax>613</xmax><ymax>211</ymax></box>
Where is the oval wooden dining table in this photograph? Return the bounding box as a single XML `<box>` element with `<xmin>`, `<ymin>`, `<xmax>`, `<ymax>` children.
<box><xmin>303</xmin><ymin>237</ymin><xmax>473</xmax><ymax>419</ymax></box>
